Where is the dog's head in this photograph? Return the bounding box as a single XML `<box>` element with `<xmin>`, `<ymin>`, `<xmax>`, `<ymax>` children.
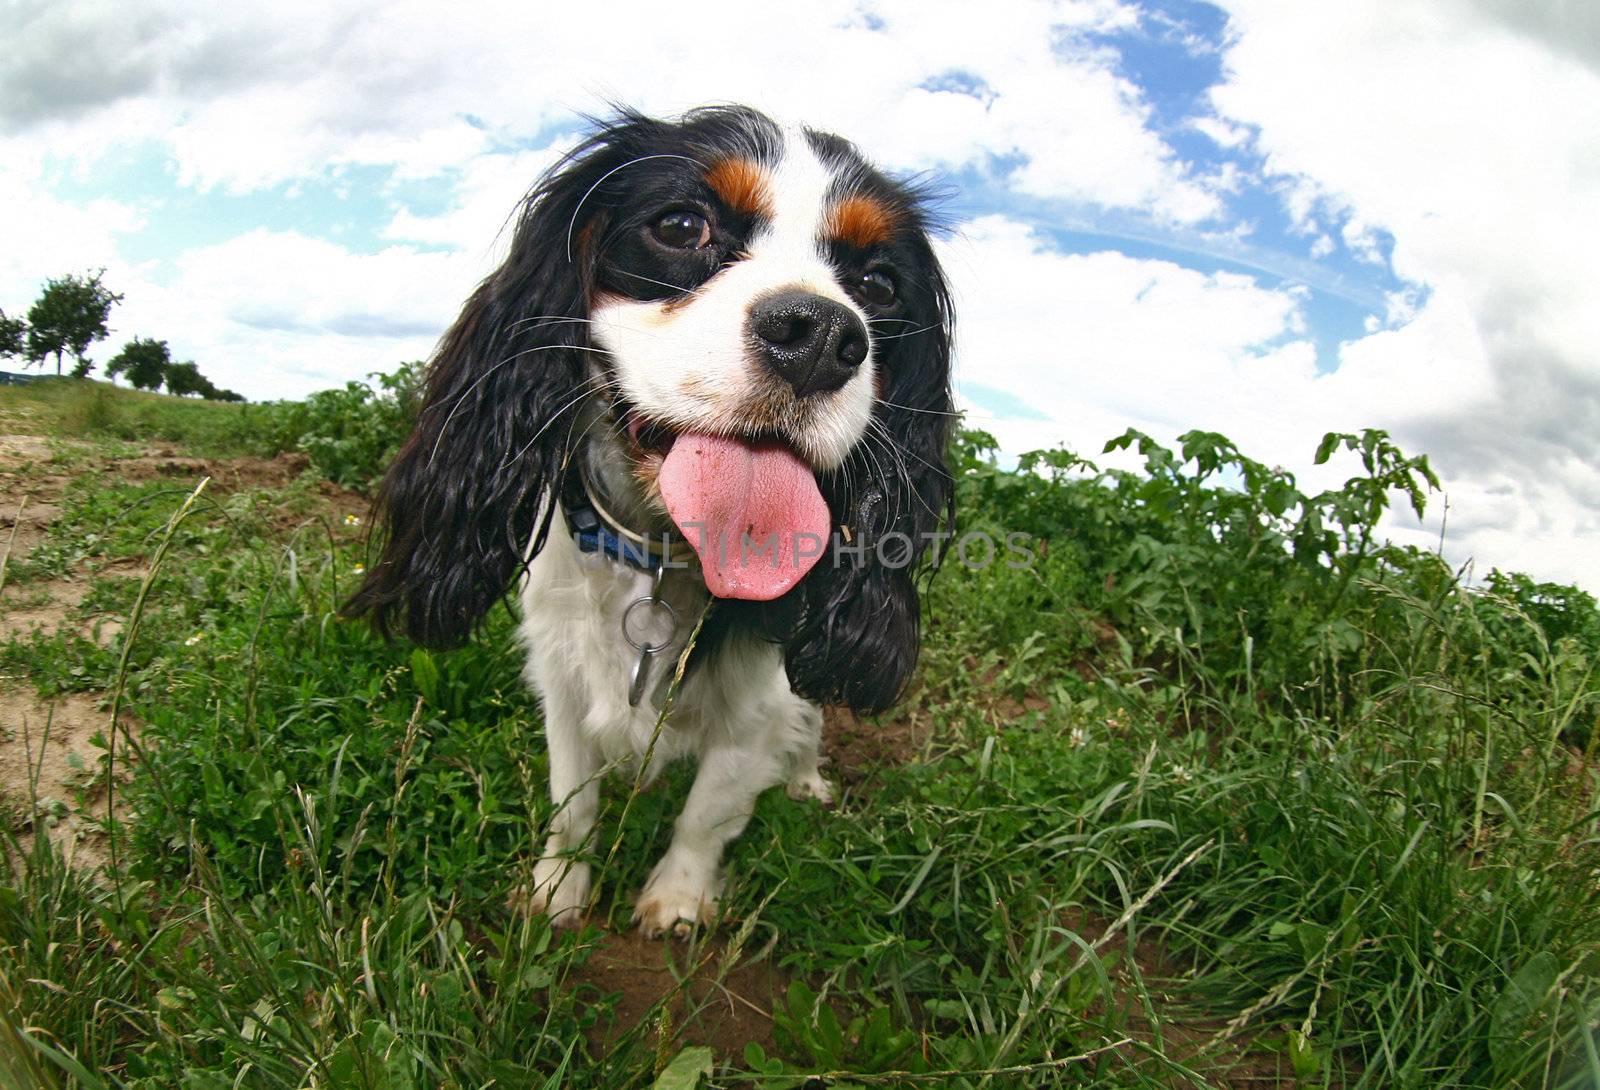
<box><xmin>346</xmin><ymin>105</ymin><xmax>955</xmax><ymax>712</ymax></box>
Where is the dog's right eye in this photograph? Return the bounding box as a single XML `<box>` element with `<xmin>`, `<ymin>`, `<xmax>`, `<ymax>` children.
<box><xmin>650</xmin><ymin>210</ymin><xmax>712</xmax><ymax>250</ymax></box>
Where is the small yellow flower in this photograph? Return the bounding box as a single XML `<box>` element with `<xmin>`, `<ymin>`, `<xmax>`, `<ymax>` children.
<box><xmin>184</xmin><ymin>633</ymin><xmax>203</xmax><ymax>647</ymax></box>
<box><xmin>343</xmin><ymin>514</ymin><xmax>362</xmax><ymax>526</ymax></box>
<box><xmin>351</xmin><ymin>563</ymin><xmax>366</xmax><ymax>575</ymax></box>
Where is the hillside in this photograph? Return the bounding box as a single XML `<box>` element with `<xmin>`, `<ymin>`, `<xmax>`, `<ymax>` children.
<box><xmin>1</xmin><ymin>377</ymin><xmax>1596</xmax><ymax>1088</ymax></box>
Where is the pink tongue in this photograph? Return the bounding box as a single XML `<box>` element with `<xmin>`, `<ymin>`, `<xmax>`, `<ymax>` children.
<box><xmin>657</xmin><ymin>433</ymin><xmax>831</xmax><ymax>600</ymax></box>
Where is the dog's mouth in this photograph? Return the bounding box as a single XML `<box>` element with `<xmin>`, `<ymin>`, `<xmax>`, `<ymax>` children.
<box><xmin>625</xmin><ymin>413</ymin><xmax>679</xmax><ymax>457</ymax></box>
<box><xmin>619</xmin><ymin>408</ymin><xmax>831</xmax><ymax>601</ymax></box>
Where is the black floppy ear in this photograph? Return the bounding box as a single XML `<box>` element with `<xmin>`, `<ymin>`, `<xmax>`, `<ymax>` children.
<box><xmin>782</xmin><ymin>233</ymin><xmax>956</xmax><ymax>713</ymax></box>
<box><xmin>343</xmin><ymin>131</ymin><xmax>625</xmax><ymax>646</ymax></box>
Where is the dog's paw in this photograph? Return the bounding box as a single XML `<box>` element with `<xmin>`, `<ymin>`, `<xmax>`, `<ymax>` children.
<box><xmin>786</xmin><ymin>768</ymin><xmax>835</xmax><ymax>807</ymax></box>
<box><xmin>510</xmin><ymin>857</ymin><xmax>591</xmax><ymax>929</ymax></box>
<box><xmin>633</xmin><ymin>859</ymin><xmax>719</xmax><ymax>939</ymax></box>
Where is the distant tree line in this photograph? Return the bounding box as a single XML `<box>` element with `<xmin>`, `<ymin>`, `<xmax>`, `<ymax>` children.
<box><xmin>0</xmin><ymin>270</ymin><xmax>242</xmax><ymax>401</ymax></box>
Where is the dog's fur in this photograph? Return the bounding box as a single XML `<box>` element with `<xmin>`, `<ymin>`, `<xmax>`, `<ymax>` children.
<box><xmin>346</xmin><ymin>106</ymin><xmax>954</xmax><ymax>936</ymax></box>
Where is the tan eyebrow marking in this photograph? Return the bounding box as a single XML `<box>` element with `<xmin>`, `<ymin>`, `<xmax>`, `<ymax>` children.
<box><xmin>825</xmin><ymin>194</ymin><xmax>897</xmax><ymax>248</ymax></box>
<box><xmin>705</xmin><ymin>157</ymin><xmax>773</xmax><ymax>218</ymax></box>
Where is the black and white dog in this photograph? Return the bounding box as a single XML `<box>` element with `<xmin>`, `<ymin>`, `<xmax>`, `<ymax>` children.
<box><xmin>347</xmin><ymin>106</ymin><xmax>954</xmax><ymax>937</ymax></box>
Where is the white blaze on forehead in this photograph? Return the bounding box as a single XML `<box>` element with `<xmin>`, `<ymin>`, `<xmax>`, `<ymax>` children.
<box><xmin>748</xmin><ymin>126</ymin><xmax>844</xmax><ymax>298</ymax></box>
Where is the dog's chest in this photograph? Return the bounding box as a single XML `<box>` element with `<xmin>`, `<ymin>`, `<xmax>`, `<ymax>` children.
<box><xmin>518</xmin><ymin>517</ymin><xmax>711</xmax><ymax>765</ymax></box>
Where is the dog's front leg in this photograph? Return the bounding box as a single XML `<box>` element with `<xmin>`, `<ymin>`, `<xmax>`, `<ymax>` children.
<box><xmin>633</xmin><ymin>742</ymin><xmax>776</xmax><ymax>938</ymax></box>
<box><xmin>513</xmin><ymin>683</ymin><xmax>599</xmax><ymax>928</ymax></box>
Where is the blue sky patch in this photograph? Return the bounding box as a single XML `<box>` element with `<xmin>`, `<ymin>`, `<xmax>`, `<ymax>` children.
<box><xmin>962</xmin><ymin>381</ymin><xmax>1053</xmax><ymax>421</ymax></box>
<box><xmin>44</xmin><ymin>145</ymin><xmax>460</xmax><ymax>278</ymax></box>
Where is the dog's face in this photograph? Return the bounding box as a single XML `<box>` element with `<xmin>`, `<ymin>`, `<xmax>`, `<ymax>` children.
<box><xmin>347</xmin><ymin>107</ymin><xmax>955</xmax><ymax>712</ymax></box>
<box><xmin>563</xmin><ymin>111</ymin><xmax>949</xmax><ymax>602</ymax></box>
<box><xmin>590</xmin><ymin>124</ymin><xmax>900</xmax><ymax>474</ymax></box>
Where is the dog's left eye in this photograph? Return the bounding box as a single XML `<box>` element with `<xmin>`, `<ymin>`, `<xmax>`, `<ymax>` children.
<box><xmin>651</xmin><ymin>210</ymin><xmax>712</xmax><ymax>250</ymax></box>
<box><xmin>857</xmin><ymin>269</ymin><xmax>898</xmax><ymax>308</ymax></box>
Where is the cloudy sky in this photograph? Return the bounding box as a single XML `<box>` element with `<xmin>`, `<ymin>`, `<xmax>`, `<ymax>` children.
<box><xmin>2</xmin><ymin>0</ymin><xmax>1596</xmax><ymax>589</ymax></box>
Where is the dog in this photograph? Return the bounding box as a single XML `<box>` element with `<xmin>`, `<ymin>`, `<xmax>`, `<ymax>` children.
<box><xmin>346</xmin><ymin>105</ymin><xmax>954</xmax><ymax>937</ymax></box>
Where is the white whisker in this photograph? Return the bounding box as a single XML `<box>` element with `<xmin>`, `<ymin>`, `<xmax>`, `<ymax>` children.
<box><xmin>564</xmin><ymin>153</ymin><xmax>705</xmax><ymax>263</ymax></box>
<box><xmin>613</xmin><ymin>269</ymin><xmax>705</xmax><ymax>298</ymax></box>
<box><xmin>505</xmin><ymin>315</ymin><xmax>599</xmax><ymax>334</ymax></box>
<box><xmin>866</xmin><ymin>418</ymin><xmax>930</xmax><ymax>523</ymax></box>
<box><xmin>428</xmin><ymin>343</ymin><xmax>610</xmax><ymax>469</ymax></box>
<box><xmin>867</xmin><ymin>415</ymin><xmax>956</xmax><ymax>486</ymax></box>
<box><xmin>870</xmin><ymin>322</ymin><xmax>939</xmax><ymax>341</ymax></box>
<box><xmin>500</xmin><ymin>380</ymin><xmax>610</xmax><ymax>471</ymax></box>
<box><xmin>874</xmin><ymin>397</ymin><xmax>963</xmax><ymax>418</ymax></box>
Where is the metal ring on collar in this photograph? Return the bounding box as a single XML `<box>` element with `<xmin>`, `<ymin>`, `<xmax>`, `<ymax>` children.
<box><xmin>622</xmin><ymin>595</ymin><xmax>678</xmax><ymax>654</ymax></box>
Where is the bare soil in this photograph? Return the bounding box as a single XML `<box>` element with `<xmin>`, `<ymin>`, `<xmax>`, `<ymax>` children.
<box><xmin>112</xmin><ymin>448</ymin><xmax>313</xmax><ymax>491</ymax></box>
<box><xmin>1</xmin><ymin>439</ymin><xmax>121</xmax><ymax>865</ymax></box>
<box><xmin>0</xmin><ymin>437</ymin><xmax>364</xmax><ymax>871</ymax></box>
<box><xmin>822</xmin><ymin>704</ymin><xmax>929</xmax><ymax>790</ymax></box>
<box><xmin>1056</xmin><ymin>908</ymin><xmax>1302</xmax><ymax>1087</ymax></box>
<box><xmin>573</xmin><ymin>930</ymin><xmax>786</xmax><ymax>1060</ymax></box>
<box><xmin>0</xmin><ymin>688</ymin><xmax>125</xmax><ymax>867</ymax></box>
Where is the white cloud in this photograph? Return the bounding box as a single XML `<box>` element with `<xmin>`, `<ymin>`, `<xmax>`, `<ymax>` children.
<box><xmin>942</xmin><ymin>211</ymin><xmax>1599</xmax><ymax>588</ymax></box>
<box><xmin>108</xmin><ymin>230</ymin><xmax>476</xmax><ymax>399</ymax></box>
<box><xmin>942</xmin><ymin>215</ymin><xmax>1312</xmax><ymax>458</ymax></box>
<box><xmin>1</xmin><ymin>0</ymin><xmax>1217</xmax><ymax>220</ymax></box>
<box><xmin>1208</xmin><ymin>0</ymin><xmax>1600</xmax><ymax>586</ymax></box>
<box><xmin>1190</xmin><ymin>114</ymin><xmax>1250</xmax><ymax>150</ymax></box>
<box><xmin>0</xmin><ymin>172</ymin><xmax>144</xmax><ymax>311</ymax></box>
<box><xmin>382</xmin><ymin>143</ymin><xmax>571</xmax><ymax>262</ymax></box>
<box><xmin>0</xmin><ymin>0</ymin><xmax>1227</xmax><ymax>402</ymax></box>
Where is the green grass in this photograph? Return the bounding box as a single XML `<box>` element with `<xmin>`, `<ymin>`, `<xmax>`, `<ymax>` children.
<box><xmin>1</xmin><ymin>378</ymin><xmax>1597</xmax><ymax>1088</ymax></box>
<box><xmin>0</xmin><ymin>367</ymin><xmax>421</xmax><ymax>485</ymax></box>
<box><xmin>0</xmin><ymin>378</ymin><xmax>283</xmax><ymax>458</ymax></box>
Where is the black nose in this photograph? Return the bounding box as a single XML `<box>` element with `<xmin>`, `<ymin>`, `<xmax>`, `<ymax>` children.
<box><xmin>747</xmin><ymin>289</ymin><xmax>869</xmax><ymax>398</ymax></box>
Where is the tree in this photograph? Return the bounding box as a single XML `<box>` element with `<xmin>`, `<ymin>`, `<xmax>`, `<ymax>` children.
<box><xmin>25</xmin><ymin>271</ymin><xmax>123</xmax><ymax>376</ymax></box>
<box><xmin>163</xmin><ymin>359</ymin><xmax>209</xmax><ymax>397</ymax></box>
<box><xmin>162</xmin><ymin>358</ymin><xmax>242</xmax><ymax>400</ymax></box>
<box><xmin>105</xmin><ymin>338</ymin><xmax>242</xmax><ymax>400</ymax></box>
<box><xmin>106</xmin><ymin>337</ymin><xmax>171</xmax><ymax>391</ymax></box>
<box><xmin>0</xmin><ymin>308</ymin><xmax>24</xmax><ymax>361</ymax></box>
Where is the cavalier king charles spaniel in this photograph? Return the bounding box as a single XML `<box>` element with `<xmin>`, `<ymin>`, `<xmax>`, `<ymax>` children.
<box><xmin>346</xmin><ymin>105</ymin><xmax>954</xmax><ymax>937</ymax></box>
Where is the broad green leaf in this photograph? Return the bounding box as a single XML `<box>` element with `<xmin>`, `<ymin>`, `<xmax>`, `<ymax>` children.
<box><xmin>411</xmin><ymin>648</ymin><xmax>440</xmax><ymax>704</ymax></box>
<box><xmin>1489</xmin><ymin>951</ymin><xmax>1559</xmax><ymax>1063</ymax></box>
<box><xmin>653</xmin><ymin>1046</ymin><xmax>714</xmax><ymax>1089</ymax></box>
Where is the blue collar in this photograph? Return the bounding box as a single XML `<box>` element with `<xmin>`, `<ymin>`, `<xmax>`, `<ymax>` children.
<box><xmin>575</xmin><ymin>521</ymin><xmax>659</xmax><ymax>571</ymax></box>
<box><xmin>562</xmin><ymin>467</ymin><xmax>693</xmax><ymax>575</ymax></box>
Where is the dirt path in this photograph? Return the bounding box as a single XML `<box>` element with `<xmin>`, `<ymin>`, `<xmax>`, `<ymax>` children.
<box><xmin>0</xmin><ymin>435</ymin><xmax>130</xmax><ymax>867</ymax></box>
<box><xmin>574</xmin><ymin>929</ymin><xmax>786</xmax><ymax>1060</ymax></box>
<box><xmin>0</xmin><ymin>433</ymin><xmax>361</xmax><ymax>869</ymax></box>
